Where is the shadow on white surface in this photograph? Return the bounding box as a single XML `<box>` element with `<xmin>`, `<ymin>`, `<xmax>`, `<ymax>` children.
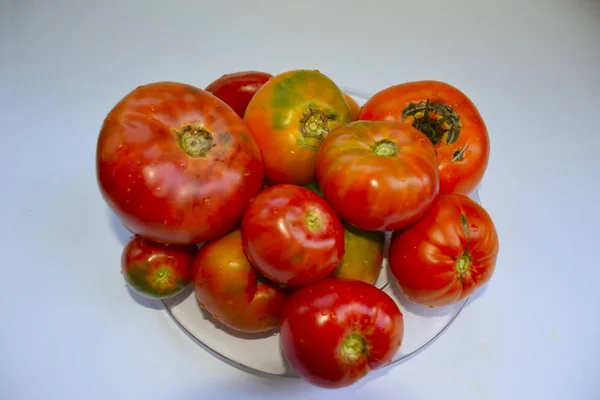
<box><xmin>125</xmin><ymin>285</ymin><xmax>163</xmax><ymax>310</ymax></box>
<box><xmin>108</xmin><ymin>209</ymin><xmax>132</xmax><ymax>245</ymax></box>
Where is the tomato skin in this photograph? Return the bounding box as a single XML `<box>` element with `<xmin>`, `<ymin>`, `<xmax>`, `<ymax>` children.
<box><xmin>357</xmin><ymin>80</ymin><xmax>489</xmax><ymax>195</ymax></box>
<box><xmin>244</xmin><ymin>69</ymin><xmax>352</xmax><ymax>185</ymax></box>
<box><xmin>304</xmin><ymin>183</ymin><xmax>384</xmax><ymax>284</ymax></box>
<box><xmin>388</xmin><ymin>193</ymin><xmax>499</xmax><ymax>307</ymax></box>
<box><xmin>343</xmin><ymin>93</ymin><xmax>361</xmax><ymax>121</ymax></box>
<box><xmin>205</xmin><ymin>71</ymin><xmax>273</xmax><ymax>118</ymax></box>
<box><xmin>335</xmin><ymin>223</ymin><xmax>384</xmax><ymax>284</ymax></box>
<box><xmin>193</xmin><ymin>229</ymin><xmax>287</xmax><ymax>333</ymax></box>
<box><xmin>280</xmin><ymin>278</ymin><xmax>404</xmax><ymax>388</ymax></box>
<box><xmin>96</xmin><ymin>82</ymin><xmax>264</xmax><ymax>245</ymax></box>
<box><xmin>121</xmin><ymin>235</ymin><xmax>196</xmax><ymax>299</ymax></box>
<box><xmin>241</xmin><ymin>184</ymin><xmax>345</xmax><ymax>287</ymax></box>
<box><xmin>316</xmin><ymin>120</ymin><xmax>440</xmax><ymax>232</ymax></box>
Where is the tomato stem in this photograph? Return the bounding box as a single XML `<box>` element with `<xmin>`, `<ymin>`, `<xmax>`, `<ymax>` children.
<box><xmin>305</xmin><ymin>209</ymin><xmax>323</xmax><ymax>232</ymax></box>
<box><xmin>340</xmin><ymin>333</ymin><xmax>367</xmax><ymax>362</ymax></box>
<box><xmin>401</xmin><ymin>99</ymin><xmax>462</xmax><ymax>145</ymax></box>
<box><xmin>297</xmin><ymin>108</ymin><xmax>338</xmax><ymax>150</ymax></box>
<box><xmin>373</xmin><ymin>139</ymin><xmax>398</xmax><ymax>157</ymax></box>
<box><xmin>174</xmin><ymin>124</ymin><xmax>216</xmax><ymax>157</ymax></box>
<box><xmin>455</xmin><ymin>254</ymin><xmax>472</xmax><ymax>277</ymax></box>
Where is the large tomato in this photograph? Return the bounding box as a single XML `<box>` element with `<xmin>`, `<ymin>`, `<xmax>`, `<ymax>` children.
<box><xmin>205</xmin><ymin>70</ymin><xmax>273</xmax><ymax>118</ymax></box>
<box><xmin>96</xmin><ymin>82</ymin><xmax>264</xmax><ymax>245</ymax></box>
<box><xmin>244</xmin><ymin>69</ymin><xmax>352</xmax><ymax>185</ymax></box>
<box><xmin>193</xmin><ymin>229</ymin><xmax>287</xmax><ymax>333</ymax></box>
<box><xmin>388</xmin><ymin>193</ymin><xmax>499</xmax><ymax>307</ymax></box>
<box><xmin>280</xmin><ymin>278</ymin><xmax>404</xmax><ymax>388</ymax></box>
<box><xmin>122</xmin><ymin>235</ymin><xmax>197</xmax><ymax>299</ymax></box>
<box><xmin>357</xmin><ymin>80</ymin><xmax>489</xmax><ymax>195</ymax></box>
<box><xmin>241</xmin><ymin>184</ymin><xmax>345</xmax><ymax>286</ymax></box>
<box><xmin>304</xmin><ymin>182</ymin><xmax>384</xmax><ymax>284</ymax></box>
<box><xmin>316</xmin><ymin>120</ymin><xmax>440</xmax><ymax>232</ymax></box>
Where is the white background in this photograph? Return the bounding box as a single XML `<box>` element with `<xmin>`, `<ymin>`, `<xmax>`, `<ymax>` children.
<box><xmin>1</xmin><ymin>0</ymin><xmax>599</xmax><ymax>399</ymax></box>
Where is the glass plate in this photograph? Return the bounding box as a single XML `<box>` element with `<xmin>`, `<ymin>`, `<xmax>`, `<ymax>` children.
<box><xmin>162</xmin><ymin>87</ymin><xmax>480</xmax><ymax>378</ymax></box>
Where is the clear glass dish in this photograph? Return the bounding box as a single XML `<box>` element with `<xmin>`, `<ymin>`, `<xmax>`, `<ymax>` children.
<box><xmin>162</xmin><ymin>87</ymin><xmax>479</xmax><ymax>378</ymax></box>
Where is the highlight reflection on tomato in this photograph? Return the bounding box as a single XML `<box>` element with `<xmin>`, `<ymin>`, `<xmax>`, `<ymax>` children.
<box><xmin>358</xmin><ymin>80</ymin><xmax>489</xmax><ymax>195</ymax></box>
<box><xmin>316</xmin><ymin>120</ymin><xmax>440</xmax><ymax>231</ymax></box>
<box><xmin>244</xmin><ymin>69</ymin><xmax>352</xmax><ymax>185</ymax></box>
<box><xmin>205</xmin><ymin>70</ymin><xmax>273</xmax><ymax>118</ymax></box>
<box><xmin>193</xmin><ymin>229</ymin><xmax>287</xmax><ymax>333</ymax></box>
<box><xmin>96</xmin><ymin>82</ymin><xmax>264</xmax><ymax>245</ymax></box>
<box><xmin>280</xmin><ymin>278</ymin><xmax>404</xmax><ymax>388</ymax></box>
<box><xmin>389</xmin><ymin>193</ymin><xmax>499</xmax><ymax>307</ymax></box>
<box><xmin>241</xmin><ymin>184</ymin><xmax>345</xmax><ymax>286</ymax></box>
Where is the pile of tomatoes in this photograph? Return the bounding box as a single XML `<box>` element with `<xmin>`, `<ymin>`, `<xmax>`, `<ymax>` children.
<box><xmin>96</xmin><ymin>69</ymin><xmax>499</xmax><ymax>389</ymax></box>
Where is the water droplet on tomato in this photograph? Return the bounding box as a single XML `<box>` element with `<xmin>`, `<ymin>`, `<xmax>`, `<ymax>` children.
<box><xmin>212</xmin><ymin>314</ymin><xmax>219</xmax><ymax>320</ymax></box>
<box><xmin>244</xmin><ymin>172</ymin><xmax>251</xmax><ymax>177</ymax></box>
<box><xmin>271</xmin><ymin>208</ymin><xmax>278</xmax><ymax>214</ymax></box>
<box><xmin>200</xmin><ymin>303</ymin><xmax>205</xmax><ymax>309</ymax></box>
<box><xmin>163</xmin><ymin>220</ymin><xmax>168</xmax><ymax>225</ymax></box>
<box><xmin>290</xmin><ymin>150</ymin><xmax>295</xmax><ymax>155</ymax></box>
<box><xmin>150</xmin><ymin>105</ymin><xmax>156</xmax><ymax>112</ymax></box>
<box><xmin>218</xmin><ymin>265</ymin><xmax>223</xmax><ymax>270</ymax></box>
<box><xmin>128</xmin><ymin>174</ymin><xmax>132</xmax><ymax>178</ymax></box>
<box><xmin>156</xmin><ymin>187</ymin><xmax>161</xmax><ymax>192</ymax></box>
<box><xmin>314</xmin><ymin>69</ymin><xmax>320</xmax><ymax>73</ymax></box>
<box><xmin>135</xmin><ymin>160</ymin><xmax>141</xmax><ymax>165</ymax></box>
<box><xmin>203</xmin><ymin>198</ymin><xmax>211</xmax><ymax>205</ymax></box>
<box><xmin>226</xmin><ymin>299</ymin><xmax>233</xmax><ymax>306</ymax></box>
<box><xmin>470</xmin><ymin>224</ymin><xmax>479</xmax><ymax>232</ymax></box>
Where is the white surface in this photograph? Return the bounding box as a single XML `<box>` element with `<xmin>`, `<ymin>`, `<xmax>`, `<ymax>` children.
<box><xmin>1</xmin><ymin>0</ymin><xmax>599</xmax><ymax>399</ymax></box>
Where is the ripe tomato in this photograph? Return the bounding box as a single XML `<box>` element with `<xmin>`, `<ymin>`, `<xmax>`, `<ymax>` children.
<box><xmin>241</xmin><ymin>184</ymin><xmax>344</xmax><ymax>286</ymax></box>
<box><xmin>304</xmin><ymin>183</ymin><xmax>384</xmax><ymax>284</ymax></box>
<box><xmin>316</xmin><ymin>120</ymin><xmax>439</xmax><ymax>232</ymax></box>
<box><xmin>121</xmin><ymin>235</ymin><xmax>196</xmax><ymax>299</ymax></box>
<box><xmin>344</xmin><ymin>93</ymin><xmax>360</xmax><ymax>121</ymax></box>
<box><xmin>357</xmin><ymin>80</ymin><xmax>489</xmax><ymax>195</ymax></box>
<box><xmin>244</xmin><ymin>69</ymin><xmax>352</xmax><ymax>185</ymax></box>
<box><xmin>96</xmin><ymin>82</ymin><xmax>264</xmax><ymax>245</ymax></box>
<box><xmin>205</xmin><ymin>70</ymin><xmax>273</xmax><ymax>118</ymax></box>
<box><xmin>388</xmin><ymin>193</ymin><xmax>499</xmax><ymax>307</ymax></box>
<box><xmin>193</xmin><ymin>229</ymin><xmax>287</xmax><ymax>333</ymax></box>
<box><xmin>280</xmin><ymin>278</ymin><xmax>404</xmax><ymax>388</ymax></box>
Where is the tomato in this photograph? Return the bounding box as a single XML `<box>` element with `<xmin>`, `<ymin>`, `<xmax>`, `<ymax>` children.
<box><xmin>241</xmin><ymin>184</ymin><xmax>344</xmax><ymax>286</ymax></box>
<box><xmin>357</xmin><ymin>80</ymin><xmax>489</xmax><ymax>195</ymax></box>
<box><xmin>335</xmin><ymin>224</ymin><xmax>384</xmax><ymax>284</ymax></box>
<box><xmin>121</xmin><ymin>235</ymin><xmax>196</xmax><ymax>299</ymax></box>
<box><xmin>205</xmin><ymin>70</ymin><xmax>273</xmax><ymax>118</ymax></box>
<box><xmin>96</xmin><ymin>82</ymin><xmax>264</xmax><ymax>245</ymax></box>
<box><xmin>304</xmin><ymin>183</ymin><xmax>384</xmax><ymax>284</ymax></box>
<box><xmin>193</xmin><ymin>229</ymin><xmax>287</xmax><ymax>333</ymax></box>
<box><xmin>344</xmin><ymin>93</ymin><xmax>360</xmax><ymax>121</ymax></box>
<box><xmin>244</xmin><ymin>69</ymin><xmax>352</xmax><ymax>185</ymax></box>
<box><xmin>280</xmin><ymin>278</ymin><xmax>404</xmax><ymax>388</ymax></box>
<box><xmin>388</xmin><ymin>193</ymin><xmax>499</xmax><ymax>307</ymax></box>
<box><xmin>316</xmin><ymin>120</ymin><xmax>440</xmax><ymax>232</ymax></box>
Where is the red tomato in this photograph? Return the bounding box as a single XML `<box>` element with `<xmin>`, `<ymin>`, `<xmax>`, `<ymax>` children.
<box><xmin>280</xmin><ymin>278</ymin><xmax>404</xmax><ymax>388</ymax></box>
<box><xmin>205</xmin><ymin>70</ymin><xmax>273</xmax><ymax>118</ymax></box>
<box><xmin>96</xmin><ymin>82</ymin><xmax>264</xmax><ymax>245</ymax></box>
<box><xmin>389</xmin><ymin>193</ymin><xmax>499</xmax><ymax>307</ymax></box>
<box><xmin>305</xmin><ymin>182</ymin><xmax>384</xmax><ymax>284</ymax></box>
<box><xmin>121</xmin><ymin>235</ymin><xmax>196</xmax><ymax>299</ymax></box>
<box><xmin>193</xmin><ymin>229</ymin><xmax>287</xmax><ymax>333</ymax></box>
<box><xmin>358</xmin><ymin>80</ymin><xmax>489</xmax><ymax>195</ymax></box>
<box><xmin>241</xmin><ymin>184</ymin><xmax>344</xmax><ymax>286</ymax></box>
<box><xmin>244</xmin><ymin>69</ymin><xmax>352</xmax><ymax>185</ymax></box>
<box><xmin>316</xmin><ymin>120</ymin><xmax>440</xmax><ymax>231</ymax></box>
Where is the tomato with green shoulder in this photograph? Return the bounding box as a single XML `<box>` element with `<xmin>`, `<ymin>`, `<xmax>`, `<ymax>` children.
<box><xmin>244</xmin><ymin>69</ymin><xmax>352</xmax><ymax>186</ymax></box>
